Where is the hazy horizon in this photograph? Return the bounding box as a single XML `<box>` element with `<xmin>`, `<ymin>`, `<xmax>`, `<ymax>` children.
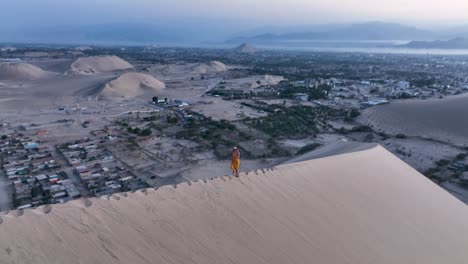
<box><xmin>3</xmin><ymin>0</ymin><xmax>468</xmax><ymax>44</ymax></box>
<box><xmin>4</xmin><ymin>0</ymin><xmax>468</xmax><ymax>27</ymax></box>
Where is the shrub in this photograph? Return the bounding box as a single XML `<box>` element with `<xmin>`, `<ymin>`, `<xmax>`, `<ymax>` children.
<box><xmin>139</xmin><ymin>128</ymin><xmax>152</xmax><ymax>136</ymax></box>
<box><xmin>395</xmin><ymin>133</ymin><xmax>407</xmax><ymax>139</ymax></box>
<box><xmin>349</xmin><ymin>109</ymin><xmax>361</xmax><ymax>118</ymax></box>
<box><xmin>456</xmin><ymin>153</ymin><xmax>467</xmax><ymax>160</ymax></box>
<box><xmin>296</xmin><ymin>143</ymin><xmax>322</xmax><ymax>155</ymax></box>
<box><xmin>436</xmin><ymin>159</ymin><xmax>450</xmax><ymax>166</ymax></box>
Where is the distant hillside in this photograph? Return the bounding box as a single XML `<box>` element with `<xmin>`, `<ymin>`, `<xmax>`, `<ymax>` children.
<box><xmin>234</xmin><ymin>43</ymin><xmax>257</xmax><ymax>53</ymax></box>
<box><xmin>403</xmin><ymin>38</ymin><xmax>468</xmax><ymax>49</ymax></box>
<box><xmin>227</xmin><ymin>22</ymin><xmax>433</xmax><ymax>43</ymax></box>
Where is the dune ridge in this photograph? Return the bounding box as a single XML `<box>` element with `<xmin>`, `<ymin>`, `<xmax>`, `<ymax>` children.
<box><xmin>70</xmin><ymin>55</ymin><xmax>133</xmax><ymax>75</ymax></box>
<box><xmin>1</xmin><ymin>145</ymin><xmax>468</xmax><ymax>264</ymax></box>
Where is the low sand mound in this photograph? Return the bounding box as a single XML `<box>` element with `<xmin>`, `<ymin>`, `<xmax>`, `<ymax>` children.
<box><xmin>74</xmin><ymin>46</ymin><xmax>93</xmax><ymax>51</ymax></box>
<box><xmin>208</xmin><ymin>60</ymin><xmax>228</xmax><ymax>71</ymax></box>
<box><xmin>0</xmin><ymin>62</ymin><xmax>54</xmax><ymax>81</ymax></box>
<box><xmin>1</xmin><ymin>146</ymin><xmax>468</xmax><ymax>263</ymax></box>
<box><xmin>70</xmin><ymin>55</ymin><xmax>133</xmax><ymax>75</ymax></box>
<box><xmin>99</xmin><ymin>72</ymin><xmax>165</xmax><ymax>99</ymax></box>
<box><xmin>192</xmin><ymin>61</ymin><xmax>228</xmax><ymax>74</ymax></box>
<box><xmin>250</xmin><ymin>75</ymin><xmax>285</xmax><ymax>88</ymax></box>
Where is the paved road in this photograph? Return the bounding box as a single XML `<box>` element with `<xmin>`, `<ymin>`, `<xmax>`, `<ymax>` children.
<box><xmin>53</xmin><ymin>148</ymin><xmax>91</xmax><ymax>198</ymax></box>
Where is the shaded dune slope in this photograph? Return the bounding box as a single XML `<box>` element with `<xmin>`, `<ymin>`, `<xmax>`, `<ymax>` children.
<box><xmin>1</xmin><ymin>146</ymin><xmax>468</xmax><ymax>264</ymax></box>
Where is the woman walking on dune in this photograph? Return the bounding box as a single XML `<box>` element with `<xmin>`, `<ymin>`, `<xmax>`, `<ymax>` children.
<box><xmin>230</xmin><ymin>147</ymin><xmax>241</xmax><ymax>177</ymax></box>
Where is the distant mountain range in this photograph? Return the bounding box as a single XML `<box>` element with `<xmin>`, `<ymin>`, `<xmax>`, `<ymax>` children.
<box><xmin>227</xmin><ymin>22</ymin><xmax>434</xmax><ymax>43</ymax></box>
<box><xmin>5</xmin><ymin>20</ymin><xmax>468</xmax><ymax>49</ymax></box>
<box><xmin>402</xmin><ymin>37</ymin><xmax>468</xmax><ymax>49</ymax></box>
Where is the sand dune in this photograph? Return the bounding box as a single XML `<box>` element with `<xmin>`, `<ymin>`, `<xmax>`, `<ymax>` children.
<box><xmin>0</xmin><ymin>62</ymin><xmax>55</xmax><ymax>81</ymax></box>
<box><xmin>74</xmin><ymin>46</ymin><xmax>93</xmax><ymax>51</ymax></box>
<box><xmin>359</xmin><ymin>94</ymin><xmax>468</xmax><ymax>145</ymax></box>
<box><xmin>70</xmin><ymin>55</ymin><xmax>133</xmax><ymax>75</ymax></box>
<box><xmin>284</xmin><ymin>140</ymin><xmax>377</xmax><ymax>164</ymax></box>
<box><xmin>191</xmin><ymin>61</ymin><xmax>227</xmax><ymax>74</ymax></box>
<box><xmin>1</xmin><ymin>146</ymin><xmax>468</xmax><ymax>264</ymax></box>
<box><xmin>235</xmin><ymin>43</ymin><xmax>257</xmax><ymax>53</ymax></box>
<box><xmin>99</xmin><ymin>72</ymin><xmax>165</xmax><ymax>99</ymax></box>
<box><xmin>250</xmin><ymin>75</ymin><xmax>285</xmax><ymax>88</ymax></box>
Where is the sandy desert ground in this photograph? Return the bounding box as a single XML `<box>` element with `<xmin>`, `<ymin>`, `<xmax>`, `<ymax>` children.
<box><xmin>189</xmin><ymin>97</ymin><xmax>268</xmax><ymax>121</ymax></box>
<box><xmin>0</xmin><ymin>146</ymin><xmax>467</xmax><ymax>264</ymax></box>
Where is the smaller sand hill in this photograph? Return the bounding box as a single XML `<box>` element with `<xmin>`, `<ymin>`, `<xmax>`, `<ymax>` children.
<box><xmin>74</xmin><ymin>46</ymin><xmax>93</xmax><ymax>51</ymax></box>
<box><xmin>70</xmin><ymin>55</ymin><xmax>133</xmax><ymax>75</ymax></box>
<box><xmin>235</xmin><ymin>43</ymin><xmax>257</xmax><ymax>53</ymax></box>
<box><xmin>250</xmin><ymin>75</ymin><xmax>285</xmax><ymax>88</ymax></box>
<box><xmin>0</xmin><ymin>62</ymin><xmax>54</xmax><ymax>81</ymax></box>
<box><xmin>192</xmin><ymin>61</ymin><xmax>228</xmax><ymax>74</ymax></box>
<box><xmin>99</xmin><ymin>72</ymin><xmax>165</xmax><ymax>99</ymax></box>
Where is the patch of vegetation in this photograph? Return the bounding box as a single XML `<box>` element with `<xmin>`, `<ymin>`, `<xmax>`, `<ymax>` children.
<box><xmin>456</xmin><ymin>153</ymin><xmax>467</xmax><ymax>160</ymax></box>
<box><xmin>436</xmin><ymin>159</ymin><xmax>450</xmax><ymax>166</ymax></box>
<box><xmin>127</xmin><ymin>127</ymin><xmax>152</xmax><ymax>137</ymax></box>
<box><xmin>166</xmin><ymin>116</ymin><xmax>179</xmax><ymax>124</ymax></box>
<box><xmin>337</xmin><ymin>125</ymin><xmax>373</xmax><ymax>135</ymax></box>
<box><xmin>349</xmin><ymin>109</ymin><xmax>361</xmax><ymax>118</ymax></box>
<box><xmin>410</xmin><ymin>78</ymin><xmax>436</xmax><ymax>88</ymax></box>
<box><xmin>377</xmin><ymin>132</ymin><xmax>390</xmax><ymax>140</ymax></box>
<box><xmin>279</xmin><ymin>84</ymin><xmax>331</xmax><ymax>100</ymax></box>
<box><xmin>395</xmin><ymin>133</ymin><xmax>407</xmax><ymax>139</ymax></box>
<box><xmin>365</xmin><ymin>133</ymin><xmax>375</xmax><ymax>142</ymax></box>
<box><xmin>176</xmin><ymin>118</ymin><xmax>252</xmax><ymax>158</ymax></box>
<box><xmin>246</xmin><ymin>105</ymin><xmax>347</xmax><ymax>138</ymax></box>
<box><xmin>296</xmin><ymin>143</ymin><xmax>322</xmax><ymax>155</ymax></box>
<box><xmin>240</xmin><ymin>101</ymin><xmax>274</xmax><ymax>113</ymax></box>
<box><xmin>143</xmin><ymin>115</ymin><xmax>157</xmax><ymax>122</ymax></box>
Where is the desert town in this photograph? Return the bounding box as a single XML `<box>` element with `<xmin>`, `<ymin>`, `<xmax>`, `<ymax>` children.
<box><xmin>4</xmin><ymin>0</ymin><xmax>468</xmax><ymax>262</ymax></box>
<box><xmin>1</xmin><ymin>44</ymin><xmax>468</xmax><ymax>211</ymax></box>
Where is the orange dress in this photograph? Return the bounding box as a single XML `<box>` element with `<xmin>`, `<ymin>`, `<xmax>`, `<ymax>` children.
<box><xmin>230</xmin><ymin>157</ymin><xmax>240</xmax><ymax>171</ymax></box>
<box><xmin>230</xmin><ymin>150</ymin><xmax>241</xmax><ymax>171</ymax></box>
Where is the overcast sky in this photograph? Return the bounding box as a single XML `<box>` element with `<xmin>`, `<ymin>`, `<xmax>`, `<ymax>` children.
<box><xmin>3</xmin><ymin>0</ymin><xmax>468</xmax><ymax>28</ymax></box>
